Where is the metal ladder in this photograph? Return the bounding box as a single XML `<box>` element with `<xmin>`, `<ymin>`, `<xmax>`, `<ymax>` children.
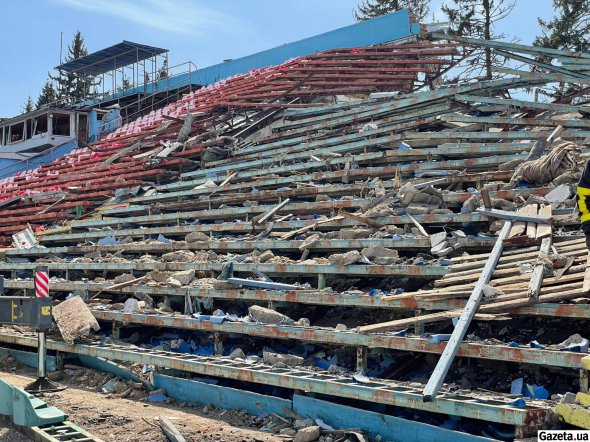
<box><xmin>29</xmin><ymin>421</ymin><xmax>105</xmax><ymax>442</ymax></box>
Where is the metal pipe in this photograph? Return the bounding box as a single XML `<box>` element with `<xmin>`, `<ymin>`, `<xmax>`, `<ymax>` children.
<box><xmin>37</xmin><ymin>331</ymin><xmax>46</xmax><ymax>379</ymax></box>
<box><xmin>422</xmin><ymin>221</ymin><xmax>513</xmax><ymax>402</ymax></box>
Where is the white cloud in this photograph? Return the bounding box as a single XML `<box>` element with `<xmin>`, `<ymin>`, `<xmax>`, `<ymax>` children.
<box><xmin>54</xmin><ymin>0</ymin><xmax>243</xmax><ymax>36</ymax></box>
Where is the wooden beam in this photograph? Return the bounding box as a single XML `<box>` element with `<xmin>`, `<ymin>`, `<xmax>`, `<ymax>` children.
<box><xmin>528</xmin><ymin>236</ymin><xmax>552</xmax><ymax>299</ymax></box>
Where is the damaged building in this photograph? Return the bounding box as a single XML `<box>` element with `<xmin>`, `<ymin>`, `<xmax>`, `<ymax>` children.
<box><xmin>0</xmin><ymin>8</ymin><xmax>590</xmax><ymax>442</ymax></box>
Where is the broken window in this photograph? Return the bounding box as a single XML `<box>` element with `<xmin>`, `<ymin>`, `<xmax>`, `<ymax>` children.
<box><xmin>33</xmin><ymin>114</ymin><xmax>48</xmax><ymax>136</ymax></box>
<box><xmin>52</xmin><ymin>113</ymin><xmax>71</xmax><ymax>136</ymax></box>
<box><xmin>9</xmin><ymin>122</ymin><xmax>24</xmax><ymax>143</ymax></box>
<box><xmin>25</xmin><ymin>118</ymin><xmax>32</xmax><ymax>140</ymax></box>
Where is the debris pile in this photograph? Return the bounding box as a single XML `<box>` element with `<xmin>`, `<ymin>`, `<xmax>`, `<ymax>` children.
<box><xmin>1</xmin><ymin>30</ymin><xmax>590</xmax><ymax>439</ymax></box>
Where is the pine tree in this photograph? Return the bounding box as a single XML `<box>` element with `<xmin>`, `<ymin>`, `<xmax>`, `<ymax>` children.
<box><xmin>534</xmin><ymin>0</ymin><xmax>590</xmax><ymax>98</ymax></box>
<box><xmin>535</xmin><ymin>1</ymin><xmax>590</xmax><ymax>53</ymax></box>
<box><xmin>354</xmin><ymin>0</ymin><xmax>429</xmax><ymax>21</ymax></box>
<box><xmin>442</xmin><ymin>0</ymin><xmax>515</xmax><ymax>79</ymax></box>
<box><xmin>22</xmin><ymin>96</ymin><xmax>34</xmax><ymax>114</ymax></box>
<box><xmin>50</xmin><ymin>31</ymin><xmax>94</xmax><ymax>105</ymax></box>
<box><xmin>36</xmin><ymin>79</ymin><xmax>59</xmax><ymax>109</ymax></box>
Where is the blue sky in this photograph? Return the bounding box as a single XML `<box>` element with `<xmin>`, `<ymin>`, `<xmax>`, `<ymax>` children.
<box><xmin>0</xmin><ymin>0</ymin><xmax>555</xmax><ymax>116</ymax></box>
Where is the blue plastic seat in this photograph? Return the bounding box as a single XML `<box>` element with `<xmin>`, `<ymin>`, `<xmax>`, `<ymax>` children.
<box><xmin>0</xmin><ymin>379</ymin><xmax>15</xmax><ymax>416</ymax></box>
<box><xmin>12</xmin><ymin>387</ymin><xmax>67</xmax><ymax>427</ymax></box>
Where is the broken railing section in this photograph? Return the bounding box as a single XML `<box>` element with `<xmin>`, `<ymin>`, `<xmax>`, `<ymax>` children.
<box><xmin>421</xmin><ymin>221</ymin><xmax>512</xmax><ymax>402</ymax></box>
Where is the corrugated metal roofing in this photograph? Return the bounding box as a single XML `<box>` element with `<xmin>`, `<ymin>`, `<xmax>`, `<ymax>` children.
<box><xmin>55</xmin><ymin>41</ymin><xmax>168</xmax><ymax>76</ymax></box>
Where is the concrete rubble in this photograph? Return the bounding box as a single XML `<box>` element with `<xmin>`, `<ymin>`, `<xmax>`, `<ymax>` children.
<box><xmin>1</xmin><ymin>26</ymin><xmax>590</xmax><ymax>442</ymax></box>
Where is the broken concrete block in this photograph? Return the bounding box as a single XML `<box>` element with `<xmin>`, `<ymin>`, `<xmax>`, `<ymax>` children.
<box><xmin>294</xmin><ymin>426</ymin><xmax>321</xmax><ymax>442</ymax></box>
<box><xmin>123</xmin><ymin>298</ymin><xmax>140</xmax><ymax>313</ymax></box>
<box><xmin>335</xmin><ymin>323</ymin><xmax>348</xmax><ymax>331</ymax></box>
<box><xmin>430</xmin><ymin>241</ymin><xmax>449</xmax><ymax>255</ymax></box>
<box><xmin>113</xmin><ymin>273</ymin><xmax>135</xmax><ymax>284</ymax></box>
<box><xmin>492</xmin><ymin>198</ymin><xmax>516</xmax><ymax>211</ymax></box>
<box><xmin>432</xmin><ymin>246</ymin><xmax>454</xmax><ymax>257</ymax></box>
<box><xmin>171</xmin><ymin>269</ymin><xmax>195</xmax><ymax>286</ymax></box>
<box><xmin>249</xmin><ymin>305</ymin><xmax>295</xmax><ymax>325</ymax></box>
<box><xmin>185</xmin><ymin>231</ymin><xmax>209</xmax><ymax>243</ymax></box>
<box><xmin>339</xmin><ymin>228</ymin><xmax>372</xmax><ymax>240</ymax></box>
<box><xmin>53</xmin><ymin>297</ymin><xmax>100</xmax><ymax>345</ymax></box>
<box><xmin>229</xmin><ymin>348</ymin><xmax>246</xmax><ymax>360</ymax></box>
<box><xmin>294</xmin><ymin>419</ymin><xmax>316</xmax><ymax>430</ymax></box>
<box><xmin>258</xmin><ymin>250</ymin><xmax>274</xmax><ymax>263</ymax></box>
<box><xmin>162</xmin><ymin>250</ymin><xmax>196</xmax><ymax>262</ymax></box>
<box><xmin>299</xmin><ymin>233</ymin><xmax>321</xmax><ymax>251</ymax></box>
<box><xmin>263</xmin><ymin>351</ymin><xmax>304</xmax><ymax>366</ymax></box>
<box><xmin>280</xmin><ymin>428</ymin><xmax>298</xmax><ymax>436</ymax></box>
<box><xmin>167</xmin><ymin>278</ymin><xmax>182</xmax><ymax>288</ymax></box>
<box><xmin>545</xmin><ymin>184</ymin><xmax>572</xmax><ymax>206</ymax></box>
<box><xmin>430</xmin><ymin>231</ymin><xmax>447</xmax><ymax>248</ymax></box>
<box><xmin>315</xmin><ymin>195</ymin><xmax>331</xmax><ymax>202</ymax></box>
<box><xmin>296</xmin><ymin>318</ymin><xmax>311</xmax><ymax>327</ymax></box>
<box><xmin>328</xmin><ymin>250</ymin><xmax>361</xmax><ymax>266</ymax></box>
<box><xmin>361</xmin><ymin>246</ymin><xmax>399</xmax><ymax>265</ymax></box>
<box><xmin>148</xmin><ymin>270</ymin><xmax>170</xmax><ymax>283</ymax></box>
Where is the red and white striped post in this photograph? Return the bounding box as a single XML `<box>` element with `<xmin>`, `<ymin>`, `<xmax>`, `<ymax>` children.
<box><xmin>34</xmin><ymin>266</ymin><xmax>49</xmax><ymax>381</ymax></box>
<box><xmin>35</xmin><ymin>266</ymin><xmax>49</xmax><ymax>299</ymax></box>
<box><xmin>25</xmin><ymin>267</ymin><xmax>63</xmax><ymax>393</ymax></box>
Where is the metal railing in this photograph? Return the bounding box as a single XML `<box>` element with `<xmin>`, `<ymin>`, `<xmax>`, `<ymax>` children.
<box><xmin>0</xmin><ymin>139</ymin><xmax>79</xmax><ymax>181</ymax></box>
<box><xmin>40</xmin><ymin>61</ymin><xmax>198</xmax><ymax>112</ymax></box>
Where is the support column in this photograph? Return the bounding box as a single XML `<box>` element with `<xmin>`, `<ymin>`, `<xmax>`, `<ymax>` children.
<box><xmin>414</xmin><ymin>309</ymin><xmax>425</xmax><ymax>335</ymax></box>
<box><xmin>112</xmin><ymin>322</ymin><xmax>121</xmax><ymax>340</ymax></box>
<box><xmin>214</xmin><ymin>333</ymin><xmax>224</xmax><ymax>356</ymax></box>
<box><xmin>317</xmin><ymin>273</ymin><xmax>326</xmax><ymax>290</ymax></box>
<box><xmin>356</xmin><ymin>347</ymin><xmax>368</xmax><ymax>374</ymax></box>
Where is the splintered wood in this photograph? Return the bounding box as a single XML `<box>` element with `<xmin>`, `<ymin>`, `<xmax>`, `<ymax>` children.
<box><xmin>507</xmin><ymin>204</ymin><xmax>551</xmax><ymax>241</ymax></box>
<box><xmin>360</xmin><ymin>228</ymin><xmax>586</xmax><ymax>334</ymax></box>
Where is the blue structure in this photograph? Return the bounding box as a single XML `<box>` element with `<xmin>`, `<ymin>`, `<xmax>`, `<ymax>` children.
<box><xmin>0</xmin><ymin>139</ymin><xmax>79</xmax><ymax>180</ymax></box>
<box><xmin>88</xmin><ymin>9</ymin><xmax>421</xmax><ymax>106</ymax></box>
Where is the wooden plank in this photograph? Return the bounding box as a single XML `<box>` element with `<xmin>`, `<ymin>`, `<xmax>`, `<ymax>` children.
<box><xmin>583</xmin><ymin>253</ymin><xmax>590</xmax><ymax>293</ymax></box>
<box><xmin>528</xmin><ymin>236</ymin><xmax>552</xmax><ymax>299</ymax></box>
<box><xmin>508</xmin><ymin>205</ymin><xmax>537</xmax><ymax>239</ymax></box>
<box><xmin>536</xmin><ymin>205</ymin><xmax>552</xmax><ymax>239</ymax></box>
<box><xmin>525</xmin><ymin>204</ymin><xmax>538</xmax><ymax>239</ymax></box>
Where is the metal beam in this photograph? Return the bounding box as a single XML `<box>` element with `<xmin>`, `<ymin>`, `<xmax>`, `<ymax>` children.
<box><xmin>422</xmin><ymin>221</ymin><xmax>512</xmax><ymax>402</ymax></box>
<box><xmin>0</xmin><ymin>331</ymin><xmax>549</xmax><ymax>432</ymax></box>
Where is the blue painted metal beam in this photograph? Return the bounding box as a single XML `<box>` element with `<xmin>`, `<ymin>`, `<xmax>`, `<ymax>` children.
<box><xmin>153</xmin><ymin>373</ymin><xmax>292</xmax><ymax>417</ymax></box>
<box><xmin>0</xmin><ymin>332</ymin><xmax>549</xmax><ymax>432</ymax></box>
<box><xmin>293</xmin><ymin>394</ymin><xmax>497</xmax><ymax>442</ymax></box>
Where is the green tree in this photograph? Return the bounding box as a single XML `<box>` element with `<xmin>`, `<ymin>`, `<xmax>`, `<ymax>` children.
<box><xmin>354</xmin><ymin>0</ymin><xmax>429</xmax><ymax>21</ymax></box>
<box><xmin>534</xmin><ymin>0</ymin><xmax>590</xmax><ymax>99</ymax></box>
<box><xmin>442</xmin><ymin>0</ymin><xmax>515</xmax><ymax>79</ymax></box>
<box><xmin>50</xmin><ymin>31</ymin><xmax>94</xmax><ymax>104</ymax></box>
<box><xmin>36</xmin><ymin>79</ymin><xmax>59</xmax><ymax>109</ymax></box>
<box><xmin>535</xmin><ymin>0</ymin><xmax>590</xmax><ymax>53</ymax></box>
<box><xmin>22</xmin><ymin>96</ymin><xmax>34</xmax><ymax>114</ymax></box>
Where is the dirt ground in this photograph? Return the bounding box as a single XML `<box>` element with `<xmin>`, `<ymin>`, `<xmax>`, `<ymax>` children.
<box><xmin>0</xmin><ymin>369</ymin><xmax>284</xmax><ymax>442</ymax></box>
<box><xmin>0</xmin><ymin>423</ymin><xmax>31</xmax><ymax>442</ymax></box>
